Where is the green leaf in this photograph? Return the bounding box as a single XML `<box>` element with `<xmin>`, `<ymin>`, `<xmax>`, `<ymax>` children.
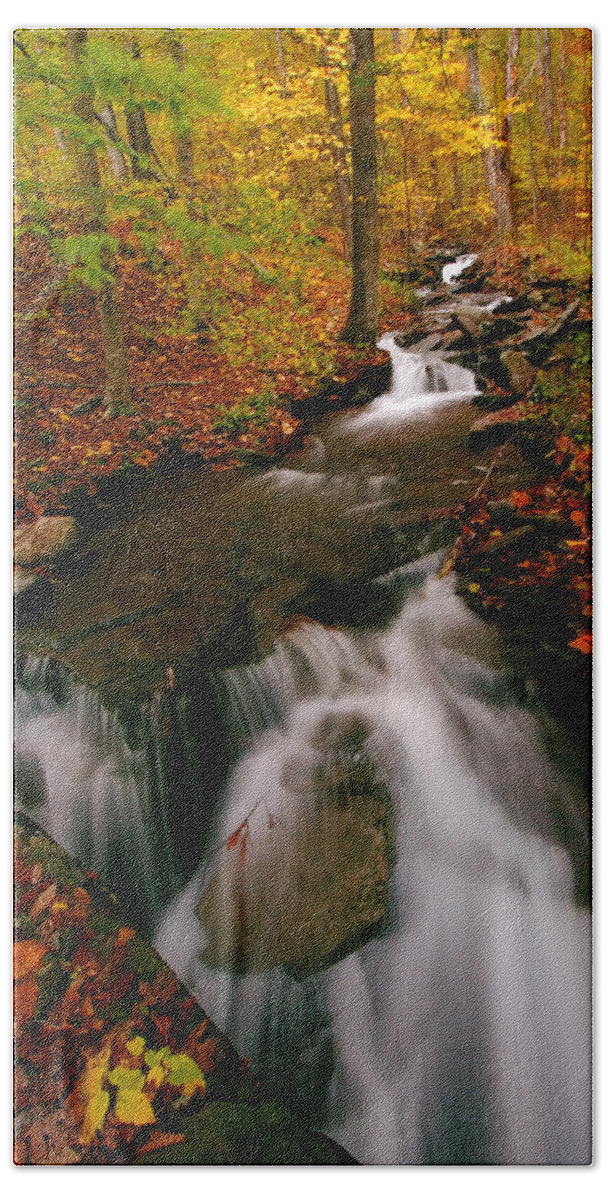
<box><xmin>164</xmin><ymin>1053</ymin><xmax>205</xmax><ymax>1088</ymax></box>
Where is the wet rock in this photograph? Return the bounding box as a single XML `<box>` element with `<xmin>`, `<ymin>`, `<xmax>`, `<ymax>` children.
<box><xmin>14</xmin><ymin>516</ymin><xmax>77</xmax><ymax>565</ymax></box>
<box><xmin>197</xmin><ymin>794</ymin><xmax>392</xmax><ymax>975</ymax></box>
<box><xmin>482</xmin><ymin>314</ymin><xmax>523</xmax><ymax>342</ymax></box>
<box><xmin>452</xmin><ymin>305</ymin><xmax>487</xmax><ymax>341</ymax></box>
<box><xmin>13</xmin><ymin>567</ymin><xmax>40</xmax><ymax>595</ymax></box>
<box><xmin>291</xmin><ymin>358</ymin><xmax>391</xmax><ymax>425</ymax></box>
<box><xmin>516</xmin><ymin>300</ymin><xmax>582</xmax><ymax>363</ymax></box>
<box><xmin>440</xmin><ymin>329</ymin><xmax>466</xmax><ymax>350</ymax></box>
<box><xmin>500</xmin><ymin>349</ymin><xmax>537</xmax><ymax>396</ymax></box>
<box><xmin>469</xmin><ymin>405</ymin><xmax>523</xmax><ymax>450</ymax></box>
<box><xmin>196</xmin><ymin>714</ymin><xmax>394</xmax><ymax>975</ymax></box>
<box><xmin>395</xmin><ymin>331</ymin><xmax>443</xmax><ymax>353</ymax></box>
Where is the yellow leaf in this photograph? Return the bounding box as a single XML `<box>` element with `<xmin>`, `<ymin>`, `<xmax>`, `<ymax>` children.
<box><xmin>81</xmin><ymin>1087</ymin><xmax>110</xmax><ymax>1145</ymax></box>
<box><xmin>146</xmin><ymin>1063</ymin><xmax>167</xmax><ymax>1090</ymax></box>
<box><xmin>115</xmin><ymin>1087</ymin><xmax>155</xmax><ymax>1126</ymax></box>
<box><xmin>468</xmin><ymin>582</ymin><xmax>482</xmax><ymax>593</ymax></box>
<box><xmin>79</xmin><ymin>1046</ymin><xmax>111</xmax><ymax>1144</ymax></box>
<box><xmin>126</xmin><ymin>1036</ymin><xmax>145</xmax><ymax>1058</ymax></box>
<box><xmin>108</xmin><ymin>1067</ymin><xmax>156</xmax><ymax>1126</ymax></box>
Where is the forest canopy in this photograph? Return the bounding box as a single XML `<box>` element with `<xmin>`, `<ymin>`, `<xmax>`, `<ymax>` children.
<box><xmin>13</xmin><ymin>27</ymin><xmax>592</xmax><ymax>510</ymax></box>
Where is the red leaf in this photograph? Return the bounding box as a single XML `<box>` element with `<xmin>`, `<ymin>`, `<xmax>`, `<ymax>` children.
<box><xmin>568</xmin><ymin>631</ymin><xmax>592</xmax><ymax>654</ymax></box>
<box><xmin>136</xmin><ymin>1130</ymin><xmax>186</xmax><ymax>1157</ymax></box>
<box><xmin>238</xmin><ymin>831</ymin><xmax>248</xmax><ymax>867</ymax></box>
<box><xmin>511</xmin><ymin>490</ymin><xmax>531</xmax><ymax>509</ymax></box>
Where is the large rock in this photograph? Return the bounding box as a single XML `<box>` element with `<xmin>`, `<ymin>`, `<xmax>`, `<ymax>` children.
<box><xmin>14</xmin><ymin>516</ymin><xmax>77</xmax><ymax>565</ymax></box>
<box><xmin>516</xmin><ymin>299</ymin><xmax>582</xmax><ymax>363</ymax></box>
<box><xmin>500</xmin><ymin>349</ymin><xmax>537</xmax><ymax>396</ymax></box>
<box><xmin>196</xmin><ymin>714</ymin><xmax>394</xmax><ymax>974</ymax></box>
<box><xmin>469</xmin><ymin>404</ymin><xmax>523</xmax><ymax>450</ymax></box>
<box><xmin>451</xmin><ymin>305</ymin><xmax>488</xmax><ymax>341</ymax></box>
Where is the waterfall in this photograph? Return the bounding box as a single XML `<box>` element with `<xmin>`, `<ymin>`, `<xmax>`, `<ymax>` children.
<box><xmin>337</xmin><ymin>335</ymin><xmax>478</xmax><ymax>431</ymax></box>
<box><xmin>442</xmin><ymin>252</ymin><xmax>478</xmax><ymax>286</ymax></box>
<box><xmin>155</xmin><ymin>558</ymin><xmax>591</xmax><ymax>1164</ymax></box>
<box><xmin>15</xmin><ymin>248</ymin><xmax>591</xmax><ymax>1164</ymax></box>
<box><xmin>14</xmin><ymin>655</ymin><xmax>177</xmax><ymax>931</ymax></box>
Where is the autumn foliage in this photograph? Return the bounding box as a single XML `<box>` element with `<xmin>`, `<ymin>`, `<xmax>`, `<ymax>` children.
<box><xmin>13</xmin><ymin>817</ymin><xmax>247</xmax><ymax>1165</ymax></box>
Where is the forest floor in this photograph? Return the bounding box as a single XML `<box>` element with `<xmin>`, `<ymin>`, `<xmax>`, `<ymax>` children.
<box><xmin>14</xmin><ymin>223</ymin><xmax>396</xmax><ymax>522</ymax></box>
<box><xmin>13</xmin><ymin>813</ymin><xmax>355</xmax><ymax>1165</ymax></box>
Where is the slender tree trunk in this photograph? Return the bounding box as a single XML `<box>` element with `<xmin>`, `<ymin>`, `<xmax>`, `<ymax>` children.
<box><xmin>391</xmin><ymin>27</ymin><xmax>414</xmax><ymax>261</ymax></box>
<box><xmin>320</xmin><ymin>42</ymin><xmax>352</xmax><ymax>259</ymax></box>
<box><xmin>452</xmin><ymin>152</ymin><xmax>463</xmax><ymax>213</ymax></box>
<box><xmin>342</xmin><ymin>29</ymin><xmax>379</xmax><ymax>344</ymax></box>
<box><xmin>98</xmin><ymin>103</ymin><xmax>129</xmax><ymax>181</ymax></box>
<box><xmin>501</xmin><ymin>28</ymin><xmax>521</xmax><ymax>229</ymax></box>
<box><xmin>167</xmin><ymin>32</ymin><xmax>194</xmax><ymax>191</ymax></box>
<box><xmin>557</xmin><ymin>31</ymin><xmax>568</xmax><ymax>154</ymax></box>
<box><xmin>466</xmin><ymin>28</ymin><xmax>515</xmax><ymax>241</ymax></box>
<box><xmin>65</xmin><ymin>28</ymin><xmax>133</xmax><ymax>416</ymax></box>
<box><xmin>275</xmin><ymin>29</ymin><xmax>286</xmax><ymax>97</ymax></box>
<box><xmin>541</xmin><ymin>29</ymin><xmax>555</xmax><ymax>147</ymax></box>
<box><xmin>125</xmin><ymin>37</ymin><xmax>158</xmax><ymax>182</ymax></box>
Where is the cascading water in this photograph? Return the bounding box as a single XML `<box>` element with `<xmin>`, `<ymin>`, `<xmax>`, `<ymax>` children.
<box><xmin>14</xmin><ymin>655</ymin><xmax>177</xmax><ymax>931</ymax></box>
<box><xmin>442</xmin><ymin>252</ymin><xmax>478</xmax><ymax>286</ymax></box>
<box><xmin>155</xmin><ymin>553</ymin><xmax>590</xmax><ymax>1164</ymax></box>
<box><xmin>337</xmin><ymin>334</ymin><xmax>479</xmax><ymax>431</ymax></box>
<box><xmin>14</xmin><ymin>253</ymin><xmax>591</xmax><ymax>1163</ymax></box>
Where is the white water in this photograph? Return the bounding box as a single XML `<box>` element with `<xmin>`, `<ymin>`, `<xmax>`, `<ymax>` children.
<box><xmin>15</xmin><ymin>252</ymin><xmax>591</xmax><ymax>1163</ymax></box>
<box><xmin>338</xmin><ymin>333</ymin><xmax>478</xmax><ymax>432</ymax></box>
<box><xmin>155</xmin><ymin>558</ymin><xmax>591</xmax><ymax>1164</ymax></box>
<box><xmin>443</xmin><ymin>252</ymin><xmax>478</xmax><ymax>286</ymax></box>
<box><xmin>14</xmin><ymin>657</ymin><xmax>175</xmax><ymax>929</ymax></box>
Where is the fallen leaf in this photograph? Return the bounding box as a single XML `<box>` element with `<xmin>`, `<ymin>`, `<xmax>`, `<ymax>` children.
<box><xmin>14</xmin><ymin>940</ymin><xmax>47</xmax><ymax>980</ymax></box>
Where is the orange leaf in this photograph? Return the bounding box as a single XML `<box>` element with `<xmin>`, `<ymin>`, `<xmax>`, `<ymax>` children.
<box><xmin>570</xmin><ymin>510</ymin><xmax>587</xmax><ymax>529</ymax></box>
<box><xmin>14</xmin><ymin>940</ymin><xmax>47</xmax><ymax>980</ymax></box>
<box><xmin>30</xmin><ymin>883</ymin><xmax>57</xmax><ymax>921</ymax></box>
<box><xmin>569</xmin><ymin>631</ymin><xmax>592</xmax><ymax>654</ymax></box>
<box><xmin>14</xmin><ymin>977</ymin><xmax>39</xmax><ymax>1023</ymax></box>
<box><xmin>116</xmin><ymin>927</ymin><xmax>136</xmax><ymax>948</ymax></box>
<box><xmin>511</xmin><ymin>491</ymin><xmax>531</xmax><ymax>509</ymax></box>
<box><xmin>136</xmin><ymin>1130</ymin><xmax>186</xmax><ymax>1157</ymax></box>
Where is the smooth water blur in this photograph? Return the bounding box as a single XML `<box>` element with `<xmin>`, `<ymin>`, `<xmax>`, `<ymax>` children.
<box><xmin>155</xmin><ymin>558</ymin><xmax>591</xmax><ymax>1164</ymax></box>
<box><xmin>336</xmin><ymin>335</ymin><xmax>478</xmax><ymax>432</ymax></box>
<box><xmin>14</xmin><ymin>656</ymin><xmax>176</xmax><ymax>930</ymax></box>
<box><xmin>14</xmin><ymin>260</ymin><xmax>592</xmax><ymax>1163</ymax></box>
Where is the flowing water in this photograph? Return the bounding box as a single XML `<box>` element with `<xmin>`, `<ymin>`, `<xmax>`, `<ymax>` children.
<box><xmin>14</xmin><ymin>260</ymin><xmax>591</xmax><ymax>1163</ymax></box>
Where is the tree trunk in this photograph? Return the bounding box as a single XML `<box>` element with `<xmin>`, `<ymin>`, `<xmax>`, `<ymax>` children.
<box><xmin>391</xmin><ymin>28</ymin><xmax>414</xmax><ymax>261</ymax></box>
<box><xmin>65</xmin><ymin>28</ymin><xmax>133</xmax><ymax>416</ymax></box>
<box><xmin>536</xmin><ymin>29</ymin><xmax>555</xmax><ymax>148</ymax></box>
<box><xmin>342</xmin><ymin>28</ymin><xmax>379</xmax><ymax>344</ymax></box>
<box><xmin>320</xmin><ymin>42</ymin><xmax>352</xmax><ymax>259</ymax></box>
<box><xmin>125</xmin><ymin>106</ymin><xmax>158</xmax><ymax>181</ymax></box>
<box><xmin>99</xmin><ymin>103</ymin><xmax>128</xmax><ymax>181</ymax></box>
<box><xmin>501</xmin><ymin>28</ymin><xmax>521</xmax><ymax>227</ymax></box>
<box><xmin>125</xmin><ymin>37</ymin><xmax>158</xmax><ymax>182</ymax></box>
<box><xmin>275</xmin><ymin>29</ymin><xmax>287</xmax><ymax>97</ymax></box>
<box><xmin>557</xmin><ymin>31</ymin><xmax>568</xmax><ymax>153</ymax></box>
<box><xmin>466</xmin><ymin>28</ymin><xmax>515</xmax><ymax>241</ymax></box>
<box><xmin>167</xmin><ymin>32</ymin><xmax>194</xmax><ymax>190</ymax></box>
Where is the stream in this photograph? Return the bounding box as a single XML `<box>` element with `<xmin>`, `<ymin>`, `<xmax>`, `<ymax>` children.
<box><xmin>14</xmin><ymin>255</ymin><xmax>591</xmax><ymax>1164</ymax></box>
